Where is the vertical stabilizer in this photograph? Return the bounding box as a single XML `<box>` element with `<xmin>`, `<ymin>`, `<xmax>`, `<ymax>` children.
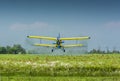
<box><xmin>57</xmin><ymin>33</ymin><xmax>60</xmax><ymax>40</ymax></box>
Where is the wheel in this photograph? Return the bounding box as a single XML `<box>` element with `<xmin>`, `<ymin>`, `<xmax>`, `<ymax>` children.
<box><xmin>51</xmin><ymin>49</ymin><xmax>54</xmax><ymax>52</ymax></box>
<box><xmin>63</xmin><ymin>49</ymin><xmax>65</xmax><ymax>52</ymax></box>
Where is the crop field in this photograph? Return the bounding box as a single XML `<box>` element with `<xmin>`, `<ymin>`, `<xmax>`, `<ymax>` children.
<box><xmin>0</xmin><ymin>54</ymin><xmax>120</xmax><ymax>81</ymax></box>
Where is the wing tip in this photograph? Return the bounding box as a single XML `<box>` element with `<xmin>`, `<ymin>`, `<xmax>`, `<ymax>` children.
<box><xmin>88</xmin><ymin>37</ymin><xmax>91</xmax><ymax>39</ymax></box>
<box><xmin>27</xmin><ymin>36</ymin><xmax>30</xmax><ymax>38</ymax></box>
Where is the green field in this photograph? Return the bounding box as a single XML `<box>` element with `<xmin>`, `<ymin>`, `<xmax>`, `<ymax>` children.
<box><xmin>0</xmin><ymin>54</ymin><xmax>120</xmax><ymax>81</ymax></box>
<box><xmin>1</xmin><ymin>76</ymin><xmax>120</xmax><ymax>81</ymax></box>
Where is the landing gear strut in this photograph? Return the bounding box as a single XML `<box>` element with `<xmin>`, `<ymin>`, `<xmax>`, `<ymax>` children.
<box><xmin>62</xmin><ymin>48</ymin><xmax>65</xmax><ymax>52</ymax></box>
<box><xmin>51</xmin><ymin>48</ymin><xmax>65</xmax><ymax>52</ymax></box>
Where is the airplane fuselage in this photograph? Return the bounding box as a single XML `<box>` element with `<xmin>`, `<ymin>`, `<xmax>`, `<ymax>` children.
<box><xmin>52</xmin><ymin>34</ymin><xmax>65</xmax><ymax>52</ymax></box>
<box><xmin>56</xmin><ymin>39</ymin><xmax>62</xmax><ymax>48</ymax></box>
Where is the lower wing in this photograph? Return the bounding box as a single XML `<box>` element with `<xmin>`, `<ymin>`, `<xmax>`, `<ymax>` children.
<box><xmin>63</xmin><ymin>44</ymin><xmax>83</xmax><ymax>48</ymax></box>
<box><xmin>34</xmin><ymin>44</ymin><xmax>56</xmax><ymax>47</ymax></box>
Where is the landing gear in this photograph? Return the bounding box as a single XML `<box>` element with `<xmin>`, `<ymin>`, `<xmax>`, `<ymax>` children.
<box><xmin>62</xmin><ymin>48</ymin><xmax>65</xmax><ymax>52</ymax></box>
<box><xmin>51</xmin><ymin>48</ymin><xmax>55</xmax><ymax>52</ymax></box>
<box><xmin>51</xmin><ymin>49</ymin><xmax>54</xmax><ymax>52</ymax></box>
<box><xmin>51</xmin><ymin>48</ymin><xmax>65</xmax><ymax>52</ymax></box>
<box><xmin>63</xmin><ymin>49</ymin><xmax>65</xmax><ymax>52</ymax></box>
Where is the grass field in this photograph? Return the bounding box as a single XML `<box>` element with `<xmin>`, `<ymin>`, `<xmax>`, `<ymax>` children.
<box><xmin>0</xmin><ymin>54</ymin><xmax>120</xmax><ymax>81</ymax></box>
<box><xmin>1</xmin><ymin>76</ymin><xmax>120</xmax><ymax>81</ymax></box>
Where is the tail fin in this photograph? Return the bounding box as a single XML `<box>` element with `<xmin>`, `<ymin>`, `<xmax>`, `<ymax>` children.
<box><xmin>58</xmin><ymin>33</ymin><xmax>60</xmax><ymax>38</ymax></box>
<box><xmin>57</xmin><ymin>33</ymin><xmax>60</xmax><ymax>40</ymax></box>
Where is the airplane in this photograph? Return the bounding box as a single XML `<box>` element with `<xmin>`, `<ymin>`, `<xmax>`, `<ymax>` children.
<box><xmin>27</xmin><ymin>34</ymin><xmax>90</xmax><ymax>52</ymax></box>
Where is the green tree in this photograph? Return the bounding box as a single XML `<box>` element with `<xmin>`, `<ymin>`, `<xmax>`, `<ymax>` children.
<box><xmin>0</xmin><ymin>46</ymin><xmax>7</xmax><ymax>54</ymax></box>
<box><xmin>89</xmin><ymin>49</ymin><xmax>97</xmax><ymax>54</ymax></box>
<box><xmin>12</xmin><ymin>44</ymin><xmax>26</xmax><ymax>54</ymax></box>
<box><xmin>6</xmin><ymin>45</ymin><xmax>12</xmax><ymax>54</ymax></box>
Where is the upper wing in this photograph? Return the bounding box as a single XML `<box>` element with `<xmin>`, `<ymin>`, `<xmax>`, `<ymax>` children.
<box><xmin>63</xmin><ymin>44</ymin><xmax>83</xmax><ymax>48</ymax></box>
<box><xmin>60</xmin><ymin>36</ymin><xmax>90</xmax><ymax>40</ymax></box>
<box><xmin>34</xmin><ymin>44</ymin><xmax>56</xmax><ymax>47</ymax></box>
<box><xmin>27</xmin><ymin>36</ymin><xmax>57</xmax><ymax>40</ymax></box>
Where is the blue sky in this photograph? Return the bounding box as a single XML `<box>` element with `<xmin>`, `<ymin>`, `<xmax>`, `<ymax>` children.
<box><xmin>0</xmin><ymin>0</ymin><xmax>120</xmax><ymax>51</ymax></box>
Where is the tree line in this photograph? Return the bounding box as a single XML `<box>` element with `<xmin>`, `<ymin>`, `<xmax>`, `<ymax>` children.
<box><xmin>0</xmin><ymin>44</ymin><xmax>120</xmax><ymax>54</ymax></box>
<box><xmin>0</xmin><ymin>44</ymin><xmax>26</xmax><ymax>54</ymax></box>
<box><xmin>89</xmin><ymin>48</ymin><xmax>120</xmax><ymax>54</ymax></box>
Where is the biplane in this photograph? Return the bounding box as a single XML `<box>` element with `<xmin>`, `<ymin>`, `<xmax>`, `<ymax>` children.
<box><xmin>27</xmin><ymin>34</ymin><xmax>90</xmax><ymax>52</ymax></box>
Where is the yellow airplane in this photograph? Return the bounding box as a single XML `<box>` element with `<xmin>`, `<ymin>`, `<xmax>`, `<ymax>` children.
<box><xmin>27</xmin><ymin>33</ymin><xmax>90</xmax><ymax>52</ymax></box>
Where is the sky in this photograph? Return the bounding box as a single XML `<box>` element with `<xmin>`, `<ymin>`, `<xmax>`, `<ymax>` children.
<box><xmin>0</xmin><ymin>0</ymin><xmax>120</xmax><ymax>51</ymax></box>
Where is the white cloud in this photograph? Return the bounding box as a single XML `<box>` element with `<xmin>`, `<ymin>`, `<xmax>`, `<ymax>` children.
<box><xmin>105</xmin><ymin>21</ymin><xmax>120</xmax><ymax>28</ymax></box>
<box><xmin>10</xmin><ymin>22</ymin><xmax>48</xmax><ymax>31</ymax></box>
